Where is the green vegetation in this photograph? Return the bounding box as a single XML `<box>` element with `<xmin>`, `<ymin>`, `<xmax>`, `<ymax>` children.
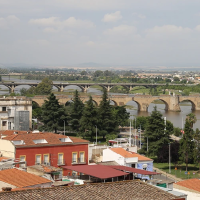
<box><xmin>154</xmin><ymin>163</ymin><xmax>200</xmax><ymax>179</ymax></box>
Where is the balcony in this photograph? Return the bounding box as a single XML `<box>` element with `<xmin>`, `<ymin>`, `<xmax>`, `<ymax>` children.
<box><xmin>42</xmin><ymin>161</ymin><xmax>50</xmax><ymax>166</ymax></box>
<box><xmin>72</xmin><ymin>157</ymin><xmax>86</xmax><ymax>165</ymax></box>
<box><xmin>57</xmin><ymin>159</ymin><xmax>65</xmax><ymax>166</ymax></box>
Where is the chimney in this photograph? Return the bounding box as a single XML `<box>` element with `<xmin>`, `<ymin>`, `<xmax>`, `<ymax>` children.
<box><xmin>2</xmin><ymin>187</ymin><xmax>12</xmax><ymax>192</ymax></box>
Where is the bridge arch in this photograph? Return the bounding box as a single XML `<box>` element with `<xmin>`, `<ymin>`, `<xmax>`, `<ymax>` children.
<box><xmin>125</xmin><ymin>99</ymin><xmax>142</xmax><ymax>111</ymax></box>
<box><xmin>65</xmin><ymin>100</ymin><xmax>74</xmax><ymax>106</ymax></box>
<box><xmin>179</xmin><ymin>99</ymin><xmax>196</xmax><ymax>111</ymax></box>
<box><xmin>147</xmin><ymin>98</ymin><xmax>169</xmax><ymax>112</ymax></box>
<box><xmin>84</xmin><ymin>99</ymin><xmax>98</xmax><ymax>106</ymax></box>
<box><xmin>109</xmin><ymin>100</ymin><xmax>118</xmax><ymax>106</ymax></box>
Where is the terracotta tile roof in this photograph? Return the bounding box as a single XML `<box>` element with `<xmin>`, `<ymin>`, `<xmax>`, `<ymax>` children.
<box><xmin>0</xmin><ymin>130</ymin><xmax>28</xmax><ymax>136</ymax></box>
<box><xmin>0</xmin><ymin>157</ymin><xmax>9</xmax><ymax>162</ymax></box>
<box><xmin>2</xmin><ymin>131</ymin><xmax>89</xmax><ymax>147</ymax></box>
<box><xmin>110</xmin><ymin>147</ymin><xmax>138</xmax><ymax>158</ymax></box>
<box><xmin>131</xmin><ymin>152</ymin><xmax>153</xmax><ymax>161</ymax></box>
<box><xmin>0</xmin><ymin>168</ymin><xmax>51</xmax><ymax>188</ymax></box>
<box><xmin>174</xmin><ymin>178</ymin><xmax>200</xmax><ymax>193</ymax></box>
<box><xmin>0</xmin><ymin>180</ymin><xmax>178</xmax><ymax>200</ymax></box>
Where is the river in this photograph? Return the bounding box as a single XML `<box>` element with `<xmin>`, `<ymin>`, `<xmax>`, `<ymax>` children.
<box><xmin>1</xmin><ymin>76</ymin><xmax>200</xmax><ymax>129</ymax></box>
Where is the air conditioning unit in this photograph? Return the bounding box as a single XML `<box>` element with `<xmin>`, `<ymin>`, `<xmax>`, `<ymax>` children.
<box><xmin>44</xmin><ymin>162</ymin><xmax>50</xmax><ymax>166</ymax></box>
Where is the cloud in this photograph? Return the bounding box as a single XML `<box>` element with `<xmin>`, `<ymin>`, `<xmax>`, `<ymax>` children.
<box><xmin>0</xmin><ymin>15</ymin><xmax>20</xmax><ymax>29</ymax></box>
<box><xmin>104</xmin><ymin>25</ymin><xmax>137</xmax><ymax>36</ymax></box>
<box><xmin>29</xmin><ymin>16</ymin><xmax>95</xmax><ymax>31</ymax></box>
<box><xmin>102</xmin><ymin>11</ymin><xmax>122</xmax><ymax>22</ymax></box>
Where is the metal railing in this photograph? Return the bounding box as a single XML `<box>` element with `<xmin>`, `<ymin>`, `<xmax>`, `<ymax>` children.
<box><xmin>57</xmin><ymin>159</ymin><xmax>65</xmax><ymax>166</ymax></box>
<box><xmin>72</xmin><ymin>157</ymin><xmax>86</xmax><ymax>164</ymax></box>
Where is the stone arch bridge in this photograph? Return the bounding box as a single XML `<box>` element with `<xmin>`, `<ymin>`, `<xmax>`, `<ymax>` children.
<box><xmin>31</xmin><ymin>94</ymin><xmax>200</xmax><ymax>112</ymax></box>
<box><xmin>0</xmin><ymin>82</ymin><xmax>187</xmax><ymax>93</ymax></box>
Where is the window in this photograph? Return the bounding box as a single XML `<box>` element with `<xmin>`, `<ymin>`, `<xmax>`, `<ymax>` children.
<box><xmin>58</xmin><ymin>153</ymin><xmax>64</xmax><ymax>165</ymax></box>
<box><xmin>79</xmin><ymin>152</ymin><xmax>85</xmax><ymax>163</ymax></box>
<box><xmin>2</xmin><ymin>121</ymin><xmax>7</xmax><ymax>126</ymax></box>
<box><xmin>43</xmin><ymin>154</ymin><xmax>49</xmax><ymax>165</ymax></box>
<box><xmin>20</xmin><ymin>155</ymin><xmax>26</xmax><ymax>168</ymax></box>
<box><xmin>2</xmin><ymin>107</ymin><xmax>6</xmax><ymax>111</ymax></box>
<box><xmin>35</xmin><ymin>154</ymin><xmax>41</xmax><ymax>164</ymax></box>
<box><xmin>72</xmin><ymin>152</ymin><xmax>77</xmax><ymax>163</ymax></box>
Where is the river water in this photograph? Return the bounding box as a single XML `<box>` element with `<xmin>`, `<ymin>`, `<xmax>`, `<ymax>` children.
<box><xmin>1</xmin><ymin>76</ymin><xmax>200</xmax><ymax>129</ymax></box>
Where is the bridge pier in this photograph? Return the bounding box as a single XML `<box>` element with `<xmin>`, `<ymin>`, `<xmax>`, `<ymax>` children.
<box><xmin>5</xmin><ymin>85</ymin><xmax>16</xmax><ymax>93</ymax></box>
<box><xmin>168</xmin><ymin>95</ymin><xmax>181</xmax><ymax>112</ymax></box>
<box><xmin>81</xmin><ymin>85</ymin><xmax>90</xmax><ymax>93</ymax></box>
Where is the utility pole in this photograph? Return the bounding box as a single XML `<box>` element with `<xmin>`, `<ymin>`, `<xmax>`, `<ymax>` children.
<box><xmin>169</xmin><ymin>143</ymin><xmax>171</xmax><ymax>173</ymax></box>
<box><xmin>140</xmin><ymin>124</ymin><xmax>141</xmax><ymax>149</ymax></box>
<box><xmin>95</xmin><ymin>125</ymin><xmax>97</xmax><ymax>145</ymax></box>
<box><xmin>129</xmin><ymin>120</ymin><xmax>131</xmax><ymax>147</ymax></box>
<box><xmin>147</xmin><ymin>137</ymin><xmax>148</xmax><ymax>152</ymax></box>
<box><xmin>135</xmin><ymin>117</ymin><xmax>137</xmax><ymax>146</ymax></box>
<box><xmin>63</xmin><ymin>120</ymin><xmax>65</xmax><ymax>136</ymax></box>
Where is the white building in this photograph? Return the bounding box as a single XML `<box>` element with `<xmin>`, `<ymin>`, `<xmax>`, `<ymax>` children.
<box><xmin>0</xmin><ymin>97</ymin><xmax>32</xmax><ymax>130</ymax></box>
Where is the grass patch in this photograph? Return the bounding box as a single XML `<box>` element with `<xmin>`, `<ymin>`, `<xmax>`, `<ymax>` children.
<box><xmin>154</xmin><ymin>162</ymin><xmax>200</xmax><ymax>179</ymax></box>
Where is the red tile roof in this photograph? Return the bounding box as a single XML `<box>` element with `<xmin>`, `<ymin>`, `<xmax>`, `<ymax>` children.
<box><xmin>0</xmin><ymin>130</ymin><xmax>28</xmax><ymax>136</ymax></box>
<box><xmin>110</xmin><ymin>148</ymin><xmax>136</xmax><ymax>158</ymax></box>
<box><xmin>0</xmin><ymin>168</ymin><xmax>51</xmax><ymax>188</ymax></box>
<box><xmin>2</xmin><ymin>131</ymin><xmax>89</xmax><ymax>147</ymax></box>
<box><xmin>131</xmin><ymin>152</ymin><xmax>153</xmax><ymax>161</ymax></box>
<box><xmin>174</xmin><ymin>178</ymin><xmax>200</xmax><ymax>193</ymax></box>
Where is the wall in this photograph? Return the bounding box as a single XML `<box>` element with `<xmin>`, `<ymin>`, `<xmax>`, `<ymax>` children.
<box><xmin>0</xmin><ymin>180</ymin><xmax>16</xmax><ymax>191</ymax></box>
<box><xmin>15</xmin><ymin>144</ymin><xmax>88</xmax><ymax>176</ymax></box>
<box><xmin>103</xmin><ymin>149</ymin><xmax>125</xmax><ymax>165</ymax></box>
<box><xmin>0</xmin><ymin>139</ymin><xmax>15</xmax><ymax>158</ymax></box>
<box><xmin>27</xmin><ymin>167</ymin><xmax>45</xmax><ymax>177</ymax></box>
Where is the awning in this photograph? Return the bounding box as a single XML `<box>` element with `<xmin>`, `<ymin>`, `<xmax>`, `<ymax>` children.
<box><xmin>62</xmin><ymin>165</ymin><xmax>129</xmax><ymax>179</ymax></box>
<box><xmin>108</xmin><ymin>165</ymin><xmax>160</xmax><ymax>175</ymax></box>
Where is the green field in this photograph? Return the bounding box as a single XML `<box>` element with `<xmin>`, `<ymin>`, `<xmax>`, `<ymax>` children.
<box><xmin>154</xmin><ymin>162</ymin><xmax>200</xmax><ymax>179</ymax></box>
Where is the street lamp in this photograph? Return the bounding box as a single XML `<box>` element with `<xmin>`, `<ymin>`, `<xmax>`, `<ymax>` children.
<box><xmin>140</xmin><ymin>124</ymin><xmax>142</xmax><ymax>149</ymax></box>
<box><xmin>169</xmin><ymin>143</ymin><xmax>171</xmax><ymax>173</ymax></box>
<box><xmin>95</xmin><ymin>125</ymin><xmax>97</xmax><ymax>145</ymax></box>
<box><xmin>63</xmin><ymin>120</ymin><xmax>65</xmax><ymax>136</ymax></box>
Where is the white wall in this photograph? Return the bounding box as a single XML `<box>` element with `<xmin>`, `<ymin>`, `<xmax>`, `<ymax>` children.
<box><xmin>0</xmin><ymin>180</ymin><xmax>16</xmax><ymax>191</ymax></box>
<box><xmin>0</xmin><ymin>139</ymin><xmax>15</xmax><ymax>158</ymax></box>
<box><xmin>173</xmin><ymin>188</ymin><xmax>200</xmax><ymax>200</ymax></box>
<box><xmin>103</xmin><ymin>149</ymin><xmax>125</xmax><ymax>165</ymax></box>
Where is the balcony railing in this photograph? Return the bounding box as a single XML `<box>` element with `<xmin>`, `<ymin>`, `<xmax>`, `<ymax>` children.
<box><xmin>57</xmin><ymin>159</ymin><xmax>65</xmax><ymax>166</ymax></box>
<box><xmin>72</xmin><ymin>157</ymin><xmax>86</xmax><ymax>165</ymax></box>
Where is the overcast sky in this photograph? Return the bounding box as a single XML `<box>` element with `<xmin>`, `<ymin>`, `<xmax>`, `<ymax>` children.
<box><xmin>1</xmin><ymin>0</ymin><xmax>200</xmax><ymax>67</ymax></box>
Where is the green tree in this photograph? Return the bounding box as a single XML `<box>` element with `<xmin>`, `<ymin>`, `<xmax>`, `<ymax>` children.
<box><xmin>112</xmin><ymin>106</ymin><xmax>129</xmax><ymax>127</ymax></box>
<box><xmin>69</xmin><ymin>90</ymin><xmax>84</xmax><ymax>133</ymax></box>
<box><xmin>139</xmin><ymin>107</ymin><xmax>173</xmax><ymax>156</ymax></box>
<box><xmin>179</xmin><ymin>119</ymin><xmax>195</xmax><ymax>171</ymax></box>
<box><xmin>186</xmin><ymin>113</ymin><xmax>197</xmax><ymax>128</ymax></box>
<box><xmin>35</xmin><ymin>77</ymin><xmax>53</xmax><ymax>95</ymax></box>
<box><xmin>39</xmin><ymin>93</ymin><xmax>67</xmax><ymax>133</ymax></box>
<box><xmin>194</xmin><ymin>128</ymin><xmax>200</xmax><ymax>171</ymax></box>
<box><xmin>98</xmin><ymin>89</ymin><xmax>118</xmax><ymax>139</ymax></box>
<box><xmin>79</xmin><ymin>96</ymin><xmax>98</xmax><ymax>139</ymax></box>
<box><xmin>133</xmin><ymin>116</ymin><xmax>148</xmax><ymax>130</ymax></box>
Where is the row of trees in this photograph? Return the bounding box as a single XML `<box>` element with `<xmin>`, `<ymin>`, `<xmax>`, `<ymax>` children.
<box><xmin>35</xmin><ymin>90</ymin><xmax>129</xmax><ymax>141</ymax></box>
<box><xmin>138</xmin><ymin>108</ymin><xmax>200</xmax><ymax>171</ymax></box>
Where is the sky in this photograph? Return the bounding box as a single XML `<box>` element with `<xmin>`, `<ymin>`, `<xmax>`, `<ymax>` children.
<box><xmin>1</xmin><ymin>0</ymin><xmax>200</xmax><ymax>68</ymax></box>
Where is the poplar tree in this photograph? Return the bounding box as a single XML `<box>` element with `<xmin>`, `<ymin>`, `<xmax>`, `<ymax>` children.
<box><xmin>194</xmin><ymin>128</ymin><xmax>200</xmax><ymax>171</ymax></box>
<box><xmin>40</xmin><ymin>93</ymin><xmax>67</xmax><ymax>133</ymax></box>
<box><xmin>139</xmin><ymin>106</ymin><xmax>173</xmax><ymax>156</ymax></box>
<box><xmin>179</xmin><ymin>119</ymin><xmax>194</xmax><ymax>171</ymax></box>
<box><xmin>98</xmin><ymin>89</ymin><xmax>118</xmax><ymax>139</ymax></box>
<box><xmin>79</xmin><ymin>96</ymin><xmax>98</xmax><ymax>139</ymax></box>
<box><xmin>69</xmin><ymin>90</ymin><xmax>84</xmax><ymax>133</ymax></box>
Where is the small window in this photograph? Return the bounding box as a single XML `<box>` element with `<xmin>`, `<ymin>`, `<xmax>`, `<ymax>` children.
<box><xmin>58</xmin><ymin>153</ymin><xmax>64</xmax><ymax>165</ymax></box>
<box><xmin>2</xmin><ymin>121</ymin><xmax>7</xmax><ymax>126</ymax></box>
<box><xmin>79</xmin><ymin>152</ymin><xmax>85</xmax><ymax>163</ymax></box>
<box><xmin>35</xmin><ymin>154</ymin><xmax>41</xmax><ymax>164</ymax></box>
<box><xmin>72</xmin><ymin>152</ymin><xmax>77</xmax><ymax>163</ymax></box>
<box><xmin>2</xmin><ymin>107</ymin><xmax>6</xmax><ymax>112</ymax></box>
<box><xmin>20</xmin><ymin>155</ymin><xmax>26</xmax><ymax>168</ymax></box>
<box><xmin>43</xmin><ymin>154</ymin><xmax>49</xmax><ymax>164</ymax></box>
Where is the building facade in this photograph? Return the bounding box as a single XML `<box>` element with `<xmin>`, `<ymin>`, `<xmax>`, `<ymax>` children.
<box><xmin>0</xmin><ymin>131</ymin><xmax>89</xmax><ymax>176</ymax></box>
<box><xmin>0</xmin><ymin>97</ymin><xmax>32</xmax><ymax>130</ymax></box>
